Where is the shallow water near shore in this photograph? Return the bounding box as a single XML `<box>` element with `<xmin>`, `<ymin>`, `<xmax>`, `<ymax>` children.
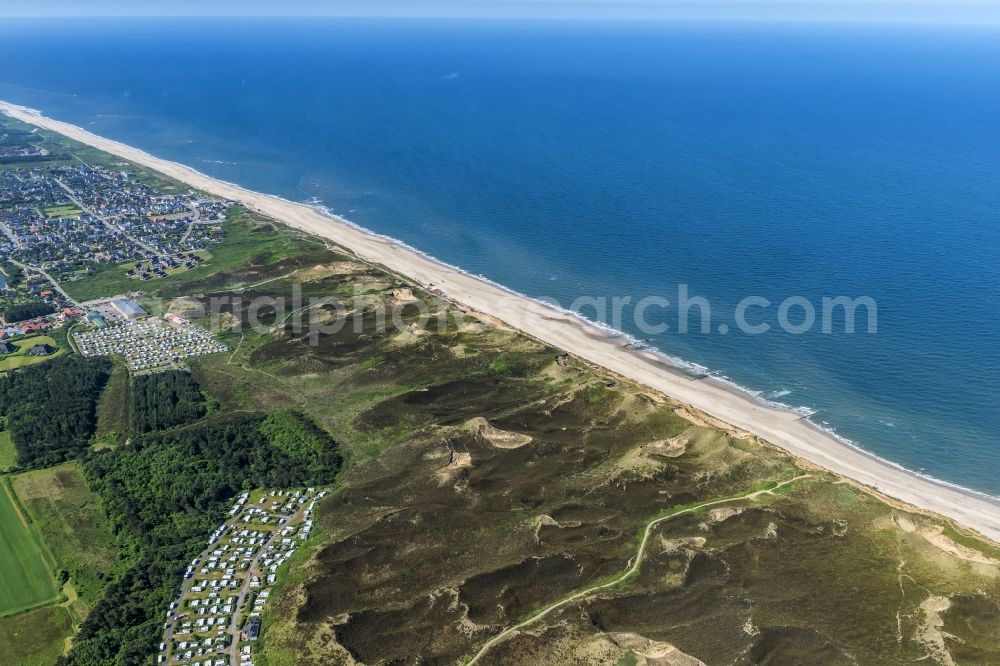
<box><xmin>2</xmin><ymin>18</ymin><xmax>1000</xmax><ymax>493</ymax></box>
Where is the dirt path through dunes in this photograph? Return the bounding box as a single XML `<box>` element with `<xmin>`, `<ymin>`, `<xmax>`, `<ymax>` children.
<box><xmin>464</xmin><ymin>475</ymin><xmax>811</xmax><ymax>665</ymax></box>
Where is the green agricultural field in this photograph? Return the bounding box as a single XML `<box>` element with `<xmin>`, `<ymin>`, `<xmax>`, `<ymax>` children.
<box><xmin>0</xmin><ymin>334</ymin><xmax>64</xmax><ymax>373</ymax></box>
<box><xmin>11</xmin><ymin>463</ymin><xmax>125</xmax><ymax>614</ymax></box>
<box><xmin>0</xmin><ymin>430</ymin><xmax>15</xmax><ymax>472</ymax></box>
<box><xmin>0</xmin><ymin>481</ymin><xmax>60</xmax><ymax>616</ymax></box>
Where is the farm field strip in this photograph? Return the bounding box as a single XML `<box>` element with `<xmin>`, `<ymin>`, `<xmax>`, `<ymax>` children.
<box><xmin>0</xmin><ymin>480</ymin><xmax>60</xmax><ymax>616</ymax></box>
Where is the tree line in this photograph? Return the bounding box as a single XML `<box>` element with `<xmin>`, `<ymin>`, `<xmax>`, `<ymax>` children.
<box><xmin>2</xmin><ymin>300</ymin><xmax>56</xmax><ymax>324</ymax></box>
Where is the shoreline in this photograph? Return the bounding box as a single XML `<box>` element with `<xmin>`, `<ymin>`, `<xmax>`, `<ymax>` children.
<box><xmin>5</xmin><ymin>99</ymin><xmax>1000</xmax><ymax>543</ymax></box>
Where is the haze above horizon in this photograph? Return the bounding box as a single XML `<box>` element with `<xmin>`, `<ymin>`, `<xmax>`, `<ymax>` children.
<box><xmin>5</xmin><ymin>0</ymin><xmax>1000</xmax><ymax>25</ymax></box>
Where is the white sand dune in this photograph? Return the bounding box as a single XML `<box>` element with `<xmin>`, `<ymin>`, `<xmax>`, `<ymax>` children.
<box><xmin>6</xmin><ymin>100</ymin><xmax>999</xmax><ymax>543</ymax></box>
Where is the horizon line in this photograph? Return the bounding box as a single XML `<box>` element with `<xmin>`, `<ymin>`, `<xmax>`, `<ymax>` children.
<box><xmin>5</xmin><ymin>13</ymin><xmax>1000</xmax><ymax>26</ymax></box>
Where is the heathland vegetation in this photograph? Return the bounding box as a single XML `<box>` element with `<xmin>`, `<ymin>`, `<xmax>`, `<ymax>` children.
<box><xmin>0</xmin><ymin>605</ymin><xmax>75</xmax><ymax>666</ymax></box>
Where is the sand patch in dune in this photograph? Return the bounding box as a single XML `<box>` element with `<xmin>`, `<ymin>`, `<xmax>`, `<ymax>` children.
<box><xmin>466</xmin><ymin>417</ymin><xmax>533</xmax><ymax>449</ymax></box>
<box><xmin>895</xmin><ymin>514</ymin><xmax>999</xmax><ymax>565</ymax></box>
<box><xmin>609</xmin><ymin>632</ymin><xmax>707</xmax><ymax>666</ymax></box>
<box><xmin>658</xmin><ymin>535</ymin><xmax>707</xmax><ymax>554</ymax></box>
<box><xmin>914</xmin><ymin>595</ymin><xmax>955</xmax><ymax>666</ymax></box>
<box><xmin>644</xmin><ymin>431</ymin><xmax>690</xmax><ymax>458</ymax></box>
<box><xmin>388</xmin><ymin>287</ymin><xmax>418</xmax><ymax>302</ymax></box>
<box><xmin>435</xmin><ymin>449</ymin><xmax>472</xmax><ymax>485</ymax></box>
<box><xmin>329</xmin><ymin>260</ymin><xmax>369</xmax><ymax>273</ymax></box>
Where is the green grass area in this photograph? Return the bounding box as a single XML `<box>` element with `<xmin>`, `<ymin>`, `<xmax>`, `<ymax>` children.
<box><xmin>0</xmin><ymin>431</ymin><xmax>15</xmax><ymax>472</ymax></box>
<box><xmin>10</xmin><ymin>463</ymin><xmax>125</xmax><ymax>613</ymax></box>
<box><xmin>0</xmin><ymin>480</ymin><xmax>60</xmax><ymax>616</ymax></box>
<box><xmin>0</xmin><ymin>334</ymin><xmax>64</xmax><ymax>373</ymax></box>
<box><xmin>488</xmin><ymin>354</ymin><xmax>520</xmax><ymax>375</ymax></box>
<box><xmin>615</xmin><ymin>653</ymin><xmax>638</xmax><ymax>666</ymax></box>
<box><xmin>43</xmin><ymin>204</ymin><xmax>83</xmax><ymax>218</ymax></box>
<box><xmin>0</xmin><ymin>604</ymin><xmax>74</xmax><ymax>666</ymax></box>
<box><xmin>11</xmin><ymin>334</ymin><xmax>58</xmax><ymax>349</ymax></box>
<box><xmin>0</xmin><ymin>155</ymin><xmax>72</xmax><ymax>170</ymax></box>
<box><xmin>94</xmin><ymin>359</ymin><xmax>130</xmax><ymax>449</ymax></box>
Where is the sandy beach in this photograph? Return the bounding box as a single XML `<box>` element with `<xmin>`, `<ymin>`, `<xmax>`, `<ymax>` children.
<box><xmin>4</xmin><ymin>99</ymin><xmax>999</xmax><ymax>543</ymax></box>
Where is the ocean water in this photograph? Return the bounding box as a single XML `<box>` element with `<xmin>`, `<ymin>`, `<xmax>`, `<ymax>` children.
<box><xmin>2</xmin><ymin>18</ymin><xmax>999</xmax><ymax>493</ymax></box>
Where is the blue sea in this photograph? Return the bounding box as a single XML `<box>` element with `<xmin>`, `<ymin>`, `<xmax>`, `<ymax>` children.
<box><xmin>3</xmin><ymin>18</ymin><xmax>999</xmax><ymax>493</ymax></box>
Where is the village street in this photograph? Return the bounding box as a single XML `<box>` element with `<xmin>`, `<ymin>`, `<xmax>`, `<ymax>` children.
<box><xmin>54</xmin><ymin>177</ymin><xmax>167</xmax><ymax>258</ymax></box>
<box><xmin>9</xmin><ymin>258</ymin><xmax>77</xmax><ymax>306</ymax></box>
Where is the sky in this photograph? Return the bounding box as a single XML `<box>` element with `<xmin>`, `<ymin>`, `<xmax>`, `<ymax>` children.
<box><xmin>3</xmin><ymin>0</ymin><xmax>1000</xmax><ymax>24</ymax></box>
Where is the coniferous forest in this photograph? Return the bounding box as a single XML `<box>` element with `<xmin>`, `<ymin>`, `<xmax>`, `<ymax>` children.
<box><xmin>129</xmin><ymin>370</ymin><xmax>207</xmax><ymax>434</ymax></box>
<box><xmin>0</xmin><ymin>356</ymin><xmax>111</xmax><ymax>468</ymax></box>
